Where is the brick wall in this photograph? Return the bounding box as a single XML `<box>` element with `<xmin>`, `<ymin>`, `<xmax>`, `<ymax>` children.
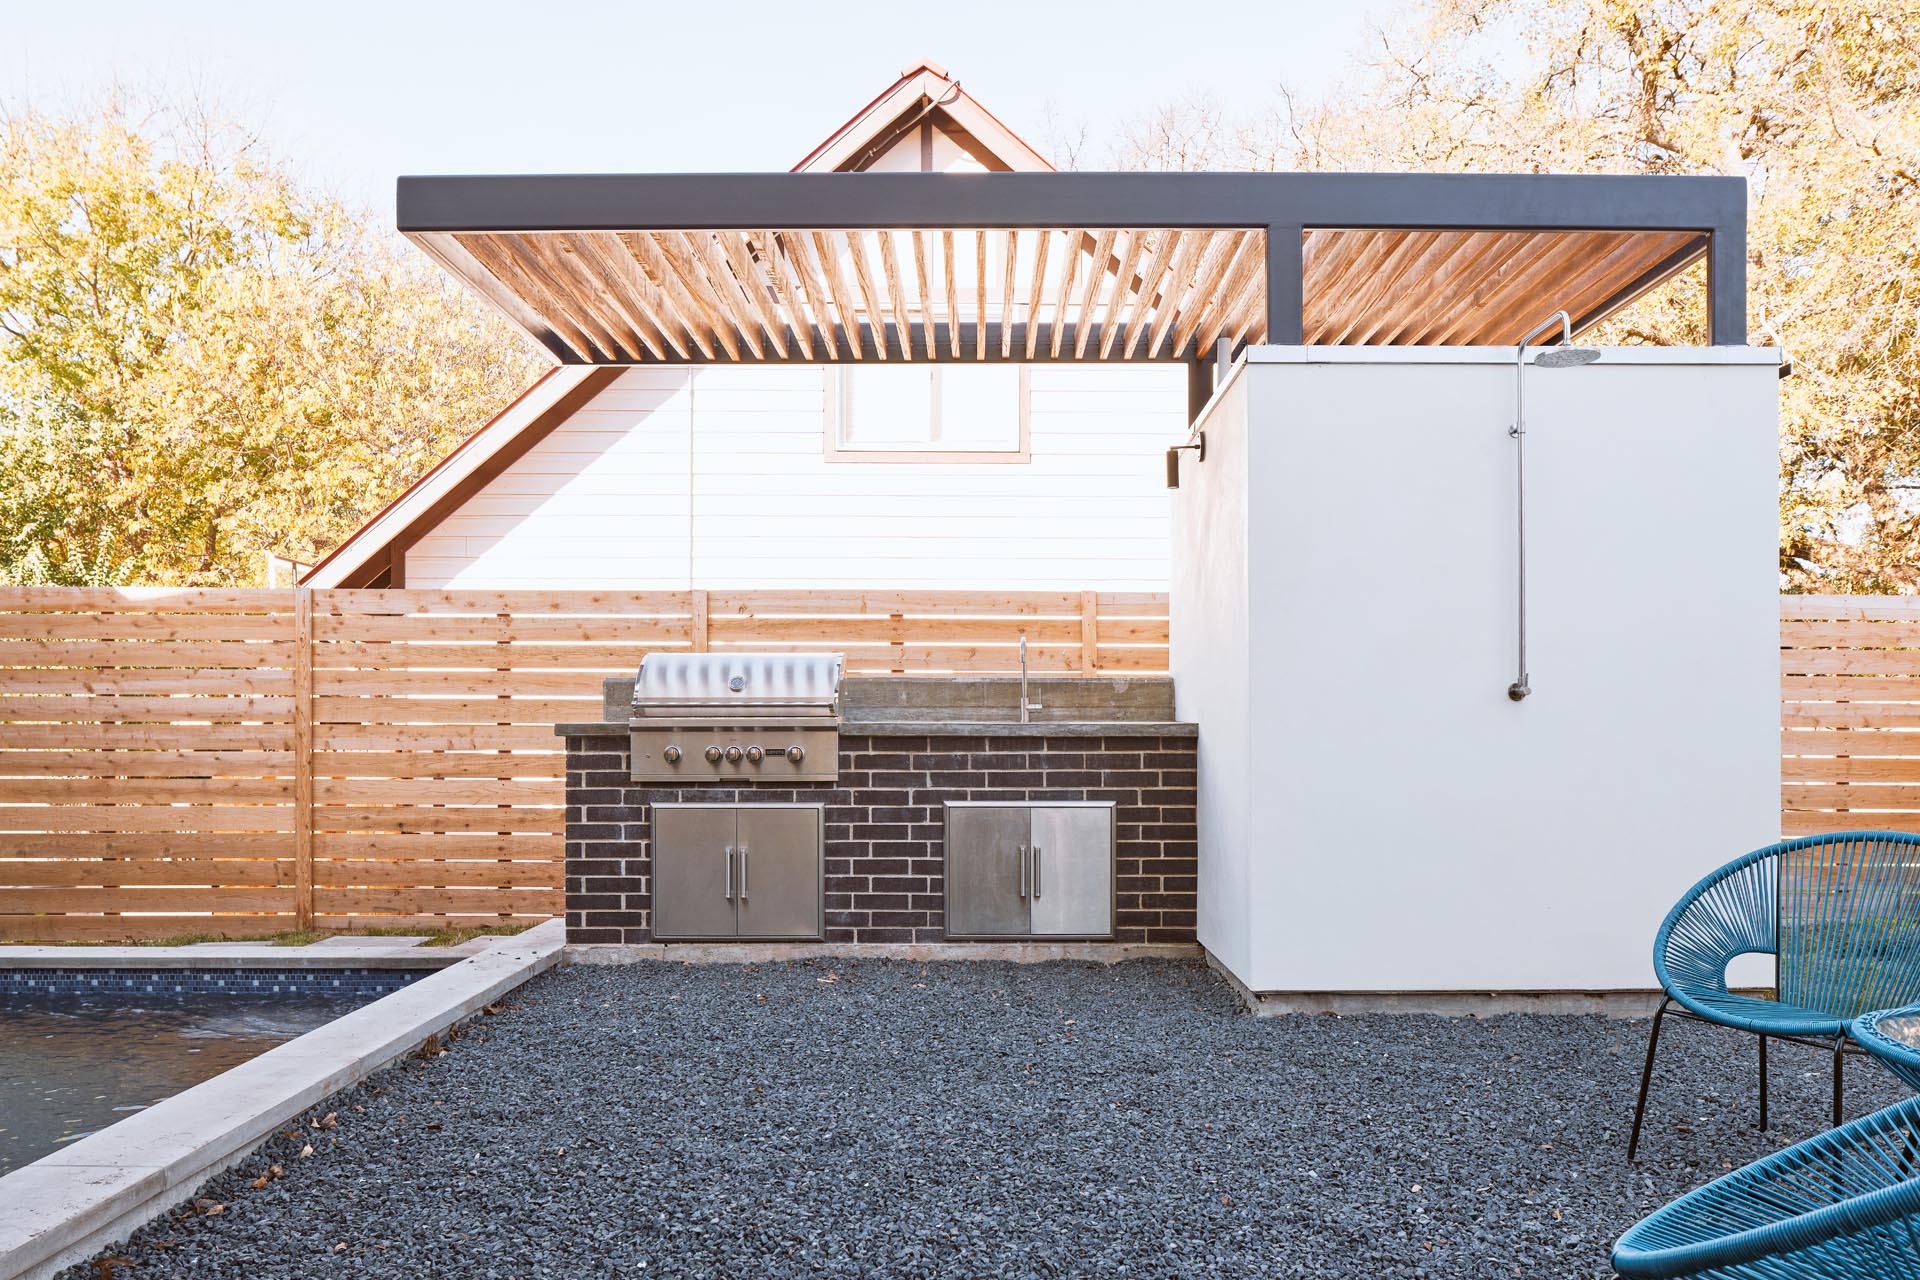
<box><xmin>564</xmin><ymin>732</ymin><xmax>1197</xmax><ymax>945</ymax></box>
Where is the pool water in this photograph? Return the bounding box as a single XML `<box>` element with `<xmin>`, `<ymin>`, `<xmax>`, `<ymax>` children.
<box><xmin>0</xmin><ymin>994</ymin><xmax>372</xmax><ymax>1175</ymax></box>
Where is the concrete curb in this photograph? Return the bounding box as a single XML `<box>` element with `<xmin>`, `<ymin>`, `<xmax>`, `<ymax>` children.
<box><xmin>0</xmin><ymin>920</ymin><xmax>565</xmax><ymax>1280</ymax></box>
<box><xmin>1201</xmin><ymin>949</ymin><xmax>1679</xmax><ymax>1019</ymax></box>
<box><xmin>0</xmin><ymin>943</ymin><xmax>484</xmax><ymax>971</ymax></box>
<box><xmin>568</xmin><ymin>940</ymin><xmax>1202</xmax><ymax>965</ymax></box>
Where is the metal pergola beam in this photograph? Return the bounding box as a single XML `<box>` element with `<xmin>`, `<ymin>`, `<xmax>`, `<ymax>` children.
<box><xmin>398</xmin><ymin>171</ymin><xmax>1748</xmax><ymax>346</ymax></box>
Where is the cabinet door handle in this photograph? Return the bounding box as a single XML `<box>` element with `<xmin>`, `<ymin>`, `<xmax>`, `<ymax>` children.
<box><xmin>724</xmin><ymin>845</ymin><xmax>735</xmax><ymax>900</ymax></box>
<box><xmin>1032</xmin><ymin>845</ymin><xmax>1042</xmax><ymax>900</ymax></box>
<box><xmin>739</xmin><ymin>845</ymin><xmax>749</xmax><ymax>900</ymax></box>
<box><xmin>1017</xmin><ymin>844</ymin><xmax>1027</xmax><ymax>898</ymax></box>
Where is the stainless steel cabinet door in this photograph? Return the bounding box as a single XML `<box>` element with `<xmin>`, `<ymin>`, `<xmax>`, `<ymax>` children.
<box><xmin>652</xmin><ymin>806</ymin><xmax>740</xmax><ymax>939</ymax></box>
<box><xmin>1027</xmin><ymin>804</ymin><xmax>1114</xmax><ymax>938</ymax></box>
<box><xmin>735</xmin><ymin>805</ymin><xmax>823</xmax><ymax>940</ymax></box>
<box><xmin>945</xmin><ymin>804</ymin><xmax>1031</xmax><ymax>938</ymax></box>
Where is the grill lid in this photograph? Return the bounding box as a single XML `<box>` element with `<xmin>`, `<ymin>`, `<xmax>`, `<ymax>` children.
<box><xmin>631</xmin><ymin>653</ymin><xmax>844</xmax><ymax>715</ymax></box>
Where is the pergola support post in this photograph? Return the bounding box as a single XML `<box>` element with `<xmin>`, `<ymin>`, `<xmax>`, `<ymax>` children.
<box><xmin>1266</xmin><ymin>223</ymin><xmax>1305</xmax><ymax>346</ymax></box>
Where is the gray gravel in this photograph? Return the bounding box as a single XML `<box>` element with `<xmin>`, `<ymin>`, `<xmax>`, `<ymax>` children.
<box><xmin>69</xmin><ymin>960</ymin><xmax>1908</xmax><ymax>1279</ymax></box>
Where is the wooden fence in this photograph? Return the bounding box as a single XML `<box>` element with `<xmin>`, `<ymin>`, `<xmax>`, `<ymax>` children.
<box><xmin>22</xmin><ymin>587</ymin><xmax>1916</xmax><ymax>942</ymax></box>
<box><xmin>0</xmin><ymin>587</ymin><xmax>1169</xmax><ymax>941</ymax></box>
<box><xmin>1782</xmin><ymin>595</ymin><xmax>1920</xmax><ymax>838</ymax></box>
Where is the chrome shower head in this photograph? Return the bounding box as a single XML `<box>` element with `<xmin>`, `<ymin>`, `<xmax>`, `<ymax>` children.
<box><xmin>1532</xmin><ymin>346</ymin><xmax>1601</xmax><ymax>369</ymax></box>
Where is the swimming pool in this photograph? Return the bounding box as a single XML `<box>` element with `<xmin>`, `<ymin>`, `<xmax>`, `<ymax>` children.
<box><xmin>0</xmin><ymin>970</ymin><xmax>419</xmax><ymax>1175</ymax></box>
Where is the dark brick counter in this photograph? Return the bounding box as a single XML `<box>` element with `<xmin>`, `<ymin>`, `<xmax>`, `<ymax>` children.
<box><xmin>564</xmin><ymin>732</ymin><xmax>1197</xmax><ymax>946</ymax></box>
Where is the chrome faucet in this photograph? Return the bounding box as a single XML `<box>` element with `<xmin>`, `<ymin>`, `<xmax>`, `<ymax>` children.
<box><xmin>1018</xmin><ymin>636</ymin><xmax>1042</xmax><ymax>723</ymax></box>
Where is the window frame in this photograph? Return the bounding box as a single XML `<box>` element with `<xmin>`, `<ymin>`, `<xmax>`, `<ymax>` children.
<box><xmin>823</xmin><ymin>364</ymin><xmax>1032</xmax><ymax>464</ymax></box>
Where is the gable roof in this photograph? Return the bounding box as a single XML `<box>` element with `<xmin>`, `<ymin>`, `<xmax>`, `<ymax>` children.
<box><xmin>303</xmin><ymin>64</ymin><xmax>1048</xmax><ymax>587</ymax></box>
<box><xmin>793</xmin><ymin>60</ymin><xmax>1052</xmax><ymax>174</ymax></box>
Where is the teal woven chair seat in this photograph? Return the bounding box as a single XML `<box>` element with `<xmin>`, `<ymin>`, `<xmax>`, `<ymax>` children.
<box><xmin>1629</xmin><ymin>832</ymin><xmax>1920</xmax><ymax>1160</ymax></box>
<box><xmin>1613</xmin><ymin>1094</ymin><xmax>1920</xmax><ymax>1278</ymax></box>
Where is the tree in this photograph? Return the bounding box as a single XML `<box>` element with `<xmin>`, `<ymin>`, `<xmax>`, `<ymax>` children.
<box><xmin>0</xmin><ymin>93</ymin><xmax>542</xmax><ymax>585</ymax></box>
<box><xmin>1115</xmin><ymin>1</ymin><xmax>1920</xmax><ymax>590</ymax></box>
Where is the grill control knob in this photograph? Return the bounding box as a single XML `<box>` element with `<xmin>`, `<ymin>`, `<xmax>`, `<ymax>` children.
<box><xmin>746</xmin><ymin>745</ymin><xmax>764</xmax><ymax>764</ymax></box>
<box><xmin>662</xmin><ymin>745</ymin><xmax>682</xmax><ymax>764</ymax></box>
<box><xmin>786</xmin><ymin>745</ymin><xmax>805</xmax><ymax>764</ymax></box>
<box><xmin>724</xmin><ymin>745</ymin><xmax>743</xmax><ymax>763</ymax></box>
<box><xmin>704</xmin><ymin>746</ymin><xmax>722</xmax><ymax>764</ymax></box>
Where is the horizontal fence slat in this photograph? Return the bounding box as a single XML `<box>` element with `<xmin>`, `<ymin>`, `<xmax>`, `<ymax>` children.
<box><xmin>312</xmin><ymin>616</ymin><xmax>691</xmax><ymax>643</ymax></box>
<box><xmin>0</xmin><ymin>587</ymin><xmax>297</xmax><ymax>614</ymax></box>
<box><xmin>309</xmin><ymin>752</ymin><xmax>564</xmax><ymax>780</ymax></box>
<box><xmin>0</xmin><ymin>806</ymin><xmax>294</xmax><ymax>833</ymax></box>
<box><xmin>0</xmin><ymin>615</ymin><xmax>296</xmax><ymax>641</ymax></box>
<box><xmin>0</xmin><ymin>695</ymin><xmax>295</xmax><ymax>723</ymax></box>
<box><xmin>313</xmin><ymin>778</ymin><xmax>563</xmax><ymax>805</ymax></box>
<box><xmin>312</xmin><ymin>642</ymin><xmax>668</xmax><ymax>670</ymax></box>
<box><xmin>314</xmin><ymin>670</ymin><xmax>607</xmax><ymax>696</ymax></box>
<box><xmin>0</xmin><ymin>777</ymin><xmax>291</xmax><ymax>805</ymax></box>
<box><xmin>1</xmin><ymin>832</ymin><xmax>288</xmax><ymax>857</ymax></box>
<box><xmin>0</xmin><ymin>750</ymin><xmax>294</xmax><ymax>778</ymax></box>
<box><xmin>312</xmin><ymin>807</ymin><xmax>565</xmax><ymax>834</ymax></box>
<box><xmin>312</xmin><ymin>861</ymin><xmax>560</xmax><ymax>888</ymax></box>
<box><xmin>310</xmin><ymin>696</ymin><xmax>586</xmax><ymax>725</ymax></box>
<box><xmin>312</xmin><ymin>833</ymin><xmax>557</xmax><ymax>858</ymax></box>
<box><xmin>0</xmin><ymin>859</ymin><xmax>294</xmax><ymax>887</ymax></box>
<box><xmin>0</xmin><ymin>886</ymin><xmax>292</xmax><ymax>913</ymax></box>
<box><xmin>0</xmin><ymin>669</ymin><xmax>295</xmax><ymax>695</ymax></box>
<box><xmin>312</xmin><ymin>887</ymin><xmax>562</xmax><ymax>915</ymax></box>
<box><xmin>0</xmin><ymin>640</ymin><xmax>299</xmax><ymax>669</ymax></box>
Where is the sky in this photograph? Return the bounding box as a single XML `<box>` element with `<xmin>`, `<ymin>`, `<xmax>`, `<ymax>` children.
<box><xmin>3</xmin><ymin>0</ymin><xmax>1398</xmax><ymax>214</ymax></box>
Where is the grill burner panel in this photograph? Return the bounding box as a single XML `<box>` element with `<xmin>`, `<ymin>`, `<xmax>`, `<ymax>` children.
<box><xmin>628</xmin><ymin>654</ymin><xmax>843</xmax><ymax>784</ymax></box>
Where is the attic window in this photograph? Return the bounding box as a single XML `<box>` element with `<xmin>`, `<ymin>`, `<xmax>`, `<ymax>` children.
<box><xmin>826</xmin><ymin>365</ymin><xmax>1029</xmax><ymax>462</ymax></box>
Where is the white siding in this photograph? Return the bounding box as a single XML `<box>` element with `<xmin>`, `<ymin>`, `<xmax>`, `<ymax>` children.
<box><xmin>405</xmin><ymin>364</ymin><xmax>1186</xmax><ymax>590</ymax></box>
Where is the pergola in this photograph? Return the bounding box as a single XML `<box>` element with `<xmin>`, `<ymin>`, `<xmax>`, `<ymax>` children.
<box><xmin>400</xmin><ymin>171</ymin><xmax>1747</xmax><ymax>407</ymax></box>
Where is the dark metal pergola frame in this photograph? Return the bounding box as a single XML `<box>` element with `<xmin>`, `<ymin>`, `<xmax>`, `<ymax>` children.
<box><xmin>398</xmin><ymin>169</ymin><xmax>1748</xmax><ymax>347</ymax></box>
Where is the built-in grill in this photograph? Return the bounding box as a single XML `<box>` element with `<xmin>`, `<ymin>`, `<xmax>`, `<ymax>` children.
<box><xmin>628</xmin><ymin>653</ymin><xmax>843</xmax><ymax>784</ymax></box>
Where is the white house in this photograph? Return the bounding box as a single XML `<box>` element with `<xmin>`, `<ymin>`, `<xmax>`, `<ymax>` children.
<box><xmin>304</xmin><ymin>63</ymin><xmax>1189</xmax><ymax>592</ymax></box>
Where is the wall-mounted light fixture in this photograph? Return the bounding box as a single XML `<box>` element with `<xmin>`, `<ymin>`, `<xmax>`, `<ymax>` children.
<box><xmin>1165</xmin><ymin>432</ymin><xmax>1206</xmax><ymax>489</ymax></box>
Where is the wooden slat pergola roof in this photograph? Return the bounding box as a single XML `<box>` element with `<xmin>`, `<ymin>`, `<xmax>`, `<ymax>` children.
<box><xmin>399</xmin><ymin>172</ymin><xmax>1748</xmax><ymax>364</ymax></box>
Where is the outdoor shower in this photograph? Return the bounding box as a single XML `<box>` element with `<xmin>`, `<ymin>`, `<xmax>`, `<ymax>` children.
<box><xmin>1506</xmin><ymin>311</ymin><xmax>1600</xmax><ymax>702</ymax></box>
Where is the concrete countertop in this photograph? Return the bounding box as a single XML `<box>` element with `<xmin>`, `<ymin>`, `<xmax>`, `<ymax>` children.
<box><xmin>556</xmin><ymin>719</ymin><xmax>1196</xmax><ymax>738</ymax></box>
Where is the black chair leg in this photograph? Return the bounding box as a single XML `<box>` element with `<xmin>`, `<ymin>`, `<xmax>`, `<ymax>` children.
<box><xmin>1833</xmin><ymin>1037</ymin><xmax>1846</xmax><ymax>1129</ymax></box>
<box><xmin>1629</xmin><ymin>998</ymin><xmax>1671</xmax><ymax>1162</ymax></box>
<box><xmin>1758</xmin><ymin>1033</ymin><xmax>1768</xmax><ymax>1131</ymax></box>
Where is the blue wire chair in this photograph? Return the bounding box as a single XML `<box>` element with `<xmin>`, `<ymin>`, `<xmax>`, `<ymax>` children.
<box><xmin>1612</xmin><ymin>1094</ymin><xmax>1920</xmax><ymax>1278</ymax></box>
<box><xmin>1628</xmin><ymin>832</ymin><xmax>1920</xmax><ymax>1161</ymax></box>
<box><xmin>1854</xmin><ymin>1004</ymin><xmax>1920</xmax><ymax>1093</ymax></box>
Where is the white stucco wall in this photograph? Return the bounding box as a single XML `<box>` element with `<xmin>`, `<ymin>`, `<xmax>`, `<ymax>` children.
<box><xmin>1174</xmin><ymin>347</ymin><xmax>1781</xmax><ymax>994</ymax></box>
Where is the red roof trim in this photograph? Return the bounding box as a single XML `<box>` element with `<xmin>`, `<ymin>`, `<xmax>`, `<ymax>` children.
<box><xmin>300</xmin><ymin>367</ymin><xmax>565</xmax><ymax>585</ymax></box>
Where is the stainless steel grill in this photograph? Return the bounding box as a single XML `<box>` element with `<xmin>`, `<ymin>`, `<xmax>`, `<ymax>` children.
<box><xmin>628</xmin><ymin>653</ymin><xmax>843</xmax><ymax>784</ymax></box>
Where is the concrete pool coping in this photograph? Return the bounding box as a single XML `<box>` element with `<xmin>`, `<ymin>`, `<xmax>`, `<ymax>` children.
<box><xmin>0</xmin><ymin>919</ymin><xmax>564</xmax><ymax>1280</ymax></box>
<box><xmin>0</xmin><ymin>936</ymin><xmax>500</xmax><ymax>970</ymax></box>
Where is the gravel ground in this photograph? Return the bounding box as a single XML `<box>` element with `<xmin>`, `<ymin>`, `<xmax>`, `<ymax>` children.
<box><xmin>71</xmin><ymin>959</ymin><xmax>1908</xmax><ymax>1279</ymax></box>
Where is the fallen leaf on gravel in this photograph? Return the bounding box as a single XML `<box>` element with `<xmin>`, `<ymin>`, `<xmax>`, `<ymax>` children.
<box><xmin>1220</xmin><ymin>1195</ymin><xmax>1230</xmax><ymax>1205</ymax></box>
<box><xmin>319</xmin><ymin>1112</ymin><xmax>338</xmax><ymax>1129</ymax></box>
<box><xmin>483</xmin><ymin>1003</ymin><xmax>504</xmax><ymax>1016</ymax></box>
<box><xmin>335</xmin><ymin>1243</ymin><xmax>348</xmax><ymax>1253</ymax></box>
<box><xmin>91</xmin><ymin>1256</ymin><xmax>130</xmax><ymax>1278</ymax></box>
<box><xmin>269</xmin><ymin>1165</ymin><xmax>284</xmax><ymax>1179</ymax></box>
<box><xmin>279</xmin><ymin>1130</ymin><xmax>302</xmax><ymax>1141</ymax></box>
<box><xmin>249</xmin><ymin>1175</ymin><xmax>269</xmax><ymax>1190</ymax></box>
<box><xmin>300</xmin><ymin>1144</ymin><xmax>314</xmax><ymax>1159</ymax></box>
